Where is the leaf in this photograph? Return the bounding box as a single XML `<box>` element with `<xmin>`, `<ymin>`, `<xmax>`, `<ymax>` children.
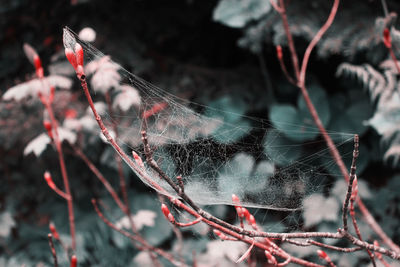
<box><xmin>328</xmin><ymin>95</ymin><xmax>373</xmax><ymax>140</ymax></box>
<box><xmin>200</xmin><ymin>240</ymin><xmax>247</xmax><ymax>263</ymax></box>
<box><xmin>115</xmin><ymin>210</ymin><xmax>157</xmax><ymax>231</ymax></box>
<box><xmin>367</xmin><ymin>105</ymin><xmax>400</xmax><ymax>136</ymax></box>
<box><xmin>58</xmin><ymin>127</ymin><xmax>77</xmax><ymax>144</ymax></box>
<box><xmin>113</xmin><ymin>85</ymin><xmax>141</xmax><ymax>112</ymax></box>
<box><xmin>88</xmin><ymin>57</ymin><xmax>121</xmax><ymax>93</ymax></box>
<box><xmin>0</xmin><ymin>212</ymin><xmax>15</xmax><ymax>238</ymax></box>
<box><xmin>270</xmin><ymin>84</ymin><xmax>330</xmax><ymax>142</ymax></box>
<box><xmin>218</xmin><ymin>153</ymin><xmax>254</xmax><ymax>198</ymax></box>
<box><xmin>24</xmin><ymin>128</ymin><xmax>76</xmax><ymax>157</ymax></box>
<box><xmin>23</xmin><ymin>133</ymin><xmax>50</xmax><ymax>156</ymax></box>
<box><xmin>213</xmin><ymin>0</ymin><xmax>271</xmax><ymax>28</ymax></box>
<box><xmin>331</xmin><ymin>179</ymin><xmax>372</xmax><ymax>202</ymax></box>
<box><xmin>320</xmin><ymin>142</ymin><xmax>370</xmax><ymax>176</ymax></box>
<box><xmin>264</xmin><ymin>129</ymin><xmax>303</xmax><ymax>166</ymax></box>
<box><xmin>132</xmin><ymin>194</ymin><xmax>172</xmax><ymax>246</ymax></box>
<box><xmin>245</xmin><ymin>160</ymin><xmax>275</xmax><ymax>193</ymax></box>
<box><xmin>204</xmin><ymin>96</ymin><xmax>252</xmax><ymax>144</ymax></box>
<box><xmin>302</xmin><ymin>193</ymin><xmax>339</xmax><ymax>227</ymax></box>
<box><xmin>3</xmin><ymin>75</ymin><xmax>72</xmax><ymax>101</ymax></box>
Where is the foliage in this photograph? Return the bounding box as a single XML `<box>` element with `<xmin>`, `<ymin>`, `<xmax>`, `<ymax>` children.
<box><xmin>337</xmin><ymin>56</ymin><xmax>400</xmax><ymax>167</ymax></box>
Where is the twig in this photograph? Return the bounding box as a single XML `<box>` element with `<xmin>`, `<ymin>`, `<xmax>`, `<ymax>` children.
<box><xmin>91</xmin><ymin>199</ymin><xmax>184</xmax><ymax>267</ymax></box>
<box><xmin>349</xmin><ymin>177</ymin><xmax>376</xmax><ymax>266</ymax></box>
<box><xmin>381</xmin><ymin>0</ymin><xmax>389</xmax><ymax>17</ymax></box>
<box><xmin>317</xmin><ymin>250</ymin><xmax>336</xmax><ymax>267</ymax></box>
<box><xmin>342</xmin><ymin>135</ymin><xmax>359</xmax><ymax>232</ymax></box>
<box><xmin>339</xmin><ymin>229</ymin><xmax>400</xmax><ymax>260</ymax></box>
<box><xmin>271</xmin><ymin>0</ymin><xmax>400</xmax><ymax>253</ymax></box>
<box><xmin>47</xmin><ymin>234</ymin><xmax>58</xmax><ymax>267</ymax></box>
<box><xmin>72</xmin><ymin>146</ymin><xmax>125</xmax><ymax>212</ymax></box>
<box><xmin>44</xmin><ymin>171</ymin><xmax>71</xmax><ymax>201</ymax></box>
<box><xmin>284</xmin><ymin>239</ymin><xmax>362</xmax><ymax>253</ymax></box>
<box><xmin>28</xmin><ymin>44</ymin><xmax>76</xmax><ymax>251</ymax></box>
<box><xmin>104</xmin><ymin>92</ymin><xmax>138</xmax><ymax>236</ymax></box>
<box><xmin>275</xmin><ymin>45</ymin><xmax>297</xmax><ymax>85</ymax></box>
<box><xmin>374</xmin><ymin>241</ymin><xmax>392</xmax><ymax>267</ymax></box>
<box><xmin>277</xmin><ymin>0</ymin><xmax>301</xmax><ymax>81</ymax></box>
<box><xmin>298</xmin><ymin>0</ymin><xmax>340</xmax><ymax>85</ymax></box>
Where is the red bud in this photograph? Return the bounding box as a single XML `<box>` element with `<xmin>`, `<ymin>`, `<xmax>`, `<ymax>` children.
<box><xmin>43</xmin><ymin>120</ymin><xmax>52</xmax><ymax>132</ymax></box>
<box><xmin>43</xmin><ymin>120</ymin><xmax>53</xmax><ymax>139</ymax></box>
<box><xmin>383</xmin><ymin>28</ymin><xmax>392</xmax><ymax>48</ymax></box>
<box><xmin>132</xmin><ymin>151</ymin><xmax>145</xmax><ymax>168</ymax></box>
<box><xmin>33</xmin><ymin>55</ymin><xmax>42</xmax><ymax>71</ymax></box>
<box><xmin>70</xmin><ymin>255</ymin><xmax>77</xmax><ymax>267</ymax></box>
<box><xmin>49</xmin><ymin>86</ymin><xmax>55</xmax><ymax>103</ymax></box>
<box><xmin>49</xmin><ymin>222</ymin><xmax>60</xmax><ymax>240</ymax></box>
<box><xmin>65</xmin><ymin>48</ymin><xmax>78</xmax><ymax>71</ymax></box>
<box><xmin>276</xmin><ymin>45</ymin><xmax>283</xmax><ymax>60</ymax></box>
<box><xmin>317</xmin><ymin>249</ymin><xmax>328</xmax><ymax>259</ymax></box>
<box><xmin>161</xmin><ymin>204</ymin><xmax>175</xmax><ymax>223</ymax></box>
<box><xmin>36</xmin><ymin>67</ymin><xmax>44</xmax><ymax>79</ymax></box>
<box><xmin>74</xmin><ymin>43</ymin><xmax>84</xmax><ymax>67</ymax></box>
<box><xmin>44</xmin><ymin>171</ymin><xmax>56</xmax><ymax>190</ymax></box>
<box><xmin>264</xmin><ymin>250</ymin><xmax>277</xmax><ymax>265</ymax></box>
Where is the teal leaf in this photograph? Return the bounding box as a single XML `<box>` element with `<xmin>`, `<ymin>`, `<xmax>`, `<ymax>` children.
<box><xmin>264</xmin><ymin>129</ymin><xmax>303</xmax><ymax>166</ymax></box>
<box><xmin>329</xmin><ymin>96</ymin><xmax>373</xmax><ymax>139</ymax></box>
<box><xmin>270</xmin><ymin>85</ymin><xmax>330</xmax><ymax>142</ymax></box>
<box><xmin>213</xmin><ymin>0</ymin><xmax>271</xmax><ymax>28</ymax></box>
<box><xmin>367</xmin><ymin>107</ymin><xmax>400</xmax><ymax>135</ymax></box>
<box><xmin>204</xmin><ymin>96</ymin><xmax>251</xmax><ymax>144</ymax></box>
<box><xmin>303</xmin><ymin>193</ymin><xmax>339</xmax><ymax>227</ymax></box>
<box><xmin>218</xmin><ymin>153</ymin><xmax>254</xmax><ymax>198</ymax></box>
<box><xmin>319</xmin><ymin>142</ymin><xmax>370</xmax><ymax>177</ymax></box>
<box><xmin>132</xmin><ymin>194</ymin><xmax>172</xmax><ymax>246</ymax></box>
<box><xmin>245</xmin><ymin>160</ymin><xmax>275</xmax><ymax>193</ymax></box>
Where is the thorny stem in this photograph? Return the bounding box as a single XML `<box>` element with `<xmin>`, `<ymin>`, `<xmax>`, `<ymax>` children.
<box><xmin>273</xmin><ymin>0</ymin><xmax>400</xmax><ymax>254</ymax></box>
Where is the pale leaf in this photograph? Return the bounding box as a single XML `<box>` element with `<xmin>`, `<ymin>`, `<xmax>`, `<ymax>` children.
<box><xmin>113</xmin><ymin>85</ymin><xmax>141</xmax><ymax>112</ymax></box>
<box><xmin>115</xmin><ymin>210</ymin><xmax>157</xmax><ymax>231</ymax></box>
<box><xmin>303</xmin><ymin>194</ymin><xmax>339</xmax><ymax>227</ymax></box>
<box><xmin>0</xmin><ymin>212</ymin><xmax>16</xmax><ymax>238</ymax></box>
<box><xmin>24</xmin><ymin>133</ymin><xmax>51</xmax><ymax>157</ymax></box>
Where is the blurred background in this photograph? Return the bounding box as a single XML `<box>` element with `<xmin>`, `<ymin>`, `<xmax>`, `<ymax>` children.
<box><xmin>1</xmin><ymin>0</ymin><xmax>400</xmax><ymax>266</ymax></box>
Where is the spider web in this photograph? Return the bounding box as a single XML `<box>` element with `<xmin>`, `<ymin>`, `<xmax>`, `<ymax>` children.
<box><xmin>63</xmin><ymin>27</ymin><xmax>354</xmax><ymax>211</ymax></box>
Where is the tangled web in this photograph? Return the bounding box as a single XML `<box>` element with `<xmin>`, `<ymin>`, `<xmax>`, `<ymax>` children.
<box><xmin>63</xmin><ymin>27</ymin><xmax>354</xmax><ymax>211</ymax></box>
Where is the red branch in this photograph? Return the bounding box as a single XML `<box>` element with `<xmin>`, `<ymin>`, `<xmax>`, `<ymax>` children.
<box><xmin>272</xmin><ymin>0</ymin><xmax>400</xmax><ymax>253</ymax></box>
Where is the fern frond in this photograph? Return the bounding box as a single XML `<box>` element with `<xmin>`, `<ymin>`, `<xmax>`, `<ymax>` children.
<box><xmin>336</xmin><ymin>63</ymin><xmax>397</xmax><ymax>104</ymax></box>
